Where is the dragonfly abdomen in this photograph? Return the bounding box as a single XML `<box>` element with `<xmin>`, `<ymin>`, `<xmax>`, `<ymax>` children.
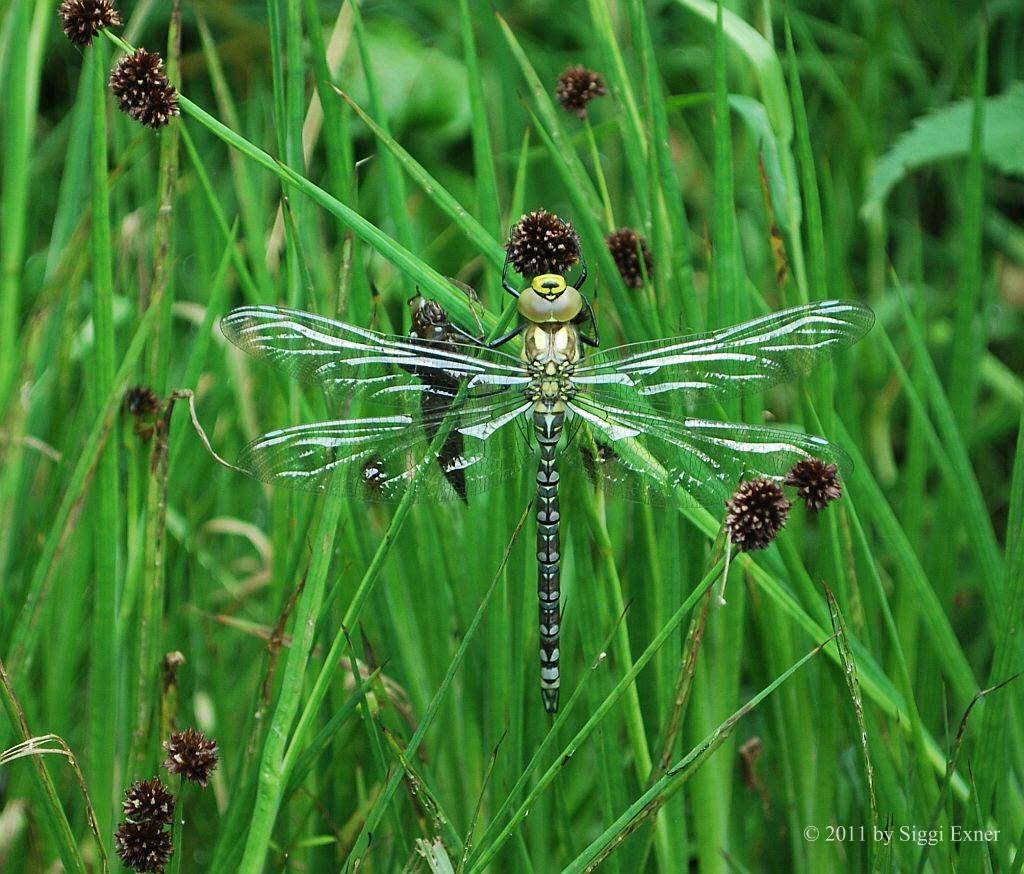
<box><xmin>534</xmin><ymin>407</ymin><xmax>563</xmax><ymax>714</ymax></box>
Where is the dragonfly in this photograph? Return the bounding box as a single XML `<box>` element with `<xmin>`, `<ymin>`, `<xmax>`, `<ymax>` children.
<box><xmin>221</xmin><ymin>253</ymin><xmax>873</xmax><ymax>713</ymax></box>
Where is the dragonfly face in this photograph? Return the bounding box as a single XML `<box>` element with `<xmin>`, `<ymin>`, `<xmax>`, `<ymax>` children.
<box><xmin>517</xmin><ymin>273</ymin><xmax>584</xmax><ymax>325</ymax></box>
<box><xmin>221</xmin><ymin>260</ymin><xmax>873</xmax><ymax>715</ymax></box>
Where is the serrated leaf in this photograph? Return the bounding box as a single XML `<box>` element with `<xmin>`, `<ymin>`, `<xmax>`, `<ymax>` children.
<box><xmin>863</xmin><ymin>81</ymin><xmax>1024</xmax><ymax>215</ymax></box>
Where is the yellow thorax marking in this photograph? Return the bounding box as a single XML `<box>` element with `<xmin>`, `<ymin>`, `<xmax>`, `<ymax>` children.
<box><xmin>531</xmin><ymin>273</ymin><xmax>567</xmax><ymax>300</ymax></box>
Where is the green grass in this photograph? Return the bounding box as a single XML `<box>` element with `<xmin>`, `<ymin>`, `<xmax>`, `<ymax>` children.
<box><xmin>2</xmin><ymin>1</ymin><xmax>1024</xmax><ymax>871</ymax></box>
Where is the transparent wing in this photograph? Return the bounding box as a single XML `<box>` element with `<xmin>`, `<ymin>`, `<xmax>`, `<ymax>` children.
<box><xmin>566</xmin><ymin>394</ymin><xmax>850</xmax><ymax>510</ymax></box>
<box><xmin>573</xmin><ymin>300</ymin><xmax>873</xmax><ymax>409</ymax></box>
<box><xmin>221</xmin><ymin>305</ymin><xmax>530</xmax><ymax>412</ymax></box>
<box><xmin>238</xmin><ymin>392</ymin><xmax>534</xmax><ymax>502</ymax></box>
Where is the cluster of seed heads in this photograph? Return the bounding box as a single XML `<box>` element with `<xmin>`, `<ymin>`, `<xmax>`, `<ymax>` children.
<box><xmin>606</xmin><ymin>228</ymin><xmax>654</xmax><ymax>288</ymax></box>
<box><xmin>556</xmin><ymin>65</ymin><xmax>608</xmax><ymax>119</ymax></box>
<box><xmin>163</xmin><ymin>727</ymin><xmax>220</xmax><ymax>787</ymax></box>
<box><xmin>58</xmin><ymin>0</ymin><xmax>121</xmax><ymax>45</ymax></box>
<box><xmin>60</xmin><ymin>0</ymin><xmax>179</xmax><ymax>129</ymax></box>
<box><xmin>114</xmin><ymin>820</ymin><xmax>174</xmax><ymax>874</ymax></box>
<box><xmin>115</xmin><ymin>778</ymin><xmax>175</xmax><ymax>873</ymax></box>
<box><xmin>506</xmin><ymin>210</ymin><xmax>580</xmax><ymax>278</ymax></box>
<box><xmin>125</xmin><ymin>385</ymin><xmax>161</xmax><ymax>416</ymax></box>
<box><xmin>122</xmin><ymin>778</ymin><xmax>176</xmax><ymax>825</ymax></box>
<box><xmin>114</xmin><ymin>728</ymin><xmax>218</xmax><ymax>872</ymax></box>
<box><xmin>725</xmin><ymin>460</ymin><xmax>843</xmax><ymax>551</ymax></box>
<box><xmin>109</xmin><ymin>48</ymin><xmax>180</xmax><ymax>129</ymax></box>
<box><xmin>725</xmin><ymin>477</ymin><xmax>791</xmax><ymax>552</ymax></box>
<box><xmin>784</xmin><ymin>458</ymin><xmax>843</xmax><ymax>511</ymax></box>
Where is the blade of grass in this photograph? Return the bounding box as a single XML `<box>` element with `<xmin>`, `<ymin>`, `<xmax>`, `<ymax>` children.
<box><xmin>7</xmin><ymin>301</ymin><xmax>161</xmax><ymax>676</ymax></box>
<box><xmin>349</xmin><ymin>0</ymin><xmax>415</xmax><ymax>256</ymax></box>
<box><xmin>145</xmin><ymin>0</ymin><xmax>181</xmax><ymax>387</ymax></box>
<box><xmin>281</xmin><ymin>667</ymin><xmax>381</xmax><ymax>801</ymax></box>
<box><xmin>493</xmin><ymin>11</ymin><xmax>601</xmax><ymax>218</ymax></box>
<box><xmin>0</xmin><ymin>0</ymin><xmax>48</xmax><ymax>417</ymax></box>
<box><xmin>86</xmin><ymin>34</ymin><xmax>120</xmax><ymax>842</ymax></box>
<box><xmin>948</xmin><ymin>12</ymin><xmax>988</xmax><ymax>430</ymax></box>
<box><xmin>674</xmin><ymin>0</ymin><xmax>807</xmax><ymax>299</ymax></box>
<box><xmin>834</xmin><ymin>418</ymin><xmax>978</xmax><ymax>704</ymax></box>
<box><xmin>468</xmin><ymin>578</ymin><xmax>631</xmax><ymax>868</ymax></box>
<box><xmin>195</xmin><ymin>10</ymin><xmax>275</xmax><ymax>299</ymax></box>
<box><xmin>301</xmin><ymin>0</ymin><xmax>355</xmax><ymax>204</ymax></box>
<box><xmin>972</xmin><ymin>410</ymin><xmax>1024</xmax><ymax>830</ymax></box>
<box><xmin>824</xmin><ymin>587</ymin><xmax>878</xmax><ymax>839</ymax></box>
<box><xmin>179</xmin><ymin>125</ymin><xmax>261</xmax><ymax>303</ymax></box>
<box><xmin>580</xmin><ymin>488</ymin><xmax>673</xmax><ymax>870</ymax></box>
<box><xmin>344</xmin><ymin>502</ymin><xmax>533</xmax><ymax>867</ymax></box>
<box><xmin>236</xmin><ymin>493</ymin><xmax>344</xmax><ymax>872</ymax></box>
<box><xmin>583</xmin><ymin>0</ymin><xmax>650</xmax><ymax>219</ymax></box>
<box><xmin>890</xmin><ymin>275</ymin><xmax>1005</xmax><ymax>616</ymax></box>
<box><xmin>336</xmin><ymin>89</ymin><xmax>504</xmax><ymax>269</ymax></box>
<box><xmin>0</xmin><ymin>660</ymin><xmax>90</xmax><ymax>874</ymax></box>
<box><xmin>711</xmin><ymin>0</ymin><xmax>742</xmax><ymax>327</ymax></box>
<box><xmin>782</xmin><ymin>13</ymin><xmax>822</xmax><ymax>306</ymax></box>
<box><xmin>629</xmin><ymin>0</ymin><xmax>696</xmax><ymax>324</ymax></box>
<box><xmin>457</xmin><ymin>0</ymin><xmax>502</xmax><ymax>242</ymax></box>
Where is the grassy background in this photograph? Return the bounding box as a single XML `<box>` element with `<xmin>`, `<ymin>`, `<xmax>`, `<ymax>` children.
<box><xmin>2</xmin><ymin>0</ymin><xmax>1023</xmax><ymax>870</ymax></box>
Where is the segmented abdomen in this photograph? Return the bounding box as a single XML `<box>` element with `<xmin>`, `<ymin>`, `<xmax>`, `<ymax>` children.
<box><xmin>534</xmin><ymin>407</ymin><xmax>563</xmax><ymax>714</ymax></box>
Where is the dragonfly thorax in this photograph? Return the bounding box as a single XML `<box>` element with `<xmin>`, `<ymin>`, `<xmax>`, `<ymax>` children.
<box><xmin>522</xmin><ymin>322</ymin><xmax>581</xmax><ymax>365</ymax></box>
<box><xmin>523</xmin><ymin>323</ymin><xmax>580</xmax><ymax>405</ymax></box>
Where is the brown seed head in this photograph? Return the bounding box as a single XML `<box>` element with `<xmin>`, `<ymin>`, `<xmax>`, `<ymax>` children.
<box><xmin>109</xmin><ymin>49</ymin><xmax>180</xmax><ymax>129</ymax></box>
<box><xmin>725</xmin><ymin>477</ymin><xmax>791</xmax><ymax>552</ymax></box>
<box><xmin>59</xmin><ymin>0</ymin><xmax>121</xmax><ymax>46</ymax></box>
<box><xmin>506</xmin><ymin>210</ymin><xmax>580</xmax><ymax>278</ymax></box>
<box><xmin>125</xmin><ymin>385</ymin><xmax>160</xmax><ymax>416</ymax></box>
<box><xmin>163</xmin><ymin>727</ymin><xmax>219</xmax><ymax>786</ymax></box>
<box><xmin>122</xmin><ymin>778</ymin><xmax>175</xmax><ymax>826</ymax></box>
<box><xmin>556</xmin><ymin>65</ymin><xmax>608</xmax><ymax>119</ymax></box>
<box><xmin>606</xmin><ymin>228</ymin><xmax>653</xmax><ymax>288</ymax></box>
<box><xmin>784</xmin><ymin>458</ymin><xmax>842</xmax><ymax>512</ymax></box>
<box><xmin>114</xmin><ymin>820</ymin><xmax>173</xmax><ymax>873</ymax></box>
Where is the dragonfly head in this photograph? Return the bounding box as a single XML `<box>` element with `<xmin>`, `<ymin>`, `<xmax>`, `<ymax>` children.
<box><xmin>531</xmin><ymin>273</ymin><xmax>568</xmax><ymax>300</ymax></box>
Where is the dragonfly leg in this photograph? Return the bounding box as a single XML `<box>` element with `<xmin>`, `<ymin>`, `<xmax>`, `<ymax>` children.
<box><xmin>448</xmin><ymin>320</ymin><xmax>523</xmax><ymax>350</ymax></box>
<box><xmin>572</xmin><ymin>250</ymin><xmax>588</xmax><ymax>291</ymax></box>
<box><xmin>446</xmin><ymin>320</ymin><xmax>486</xmax><ymax>345</ymax></box>
<box><xmin>486</xmin><ymin>324</ymin><xmax>524</xmax><ymax>349</ymax></box>
<box><xmin>578</xmin><ymin>293</ymin><xmax>600</xmax><ymax>348</ymax></box>
<box><xmin>501</xmin><ymin>249</ymin><xmax>521</xmax><ymax>299</ymax></box>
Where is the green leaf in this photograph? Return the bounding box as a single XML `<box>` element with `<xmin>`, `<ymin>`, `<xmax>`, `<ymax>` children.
<box><xmin>864</xmin><ymin>81</ymin><xmax>1024</xmax><ymax>214</ymax></box>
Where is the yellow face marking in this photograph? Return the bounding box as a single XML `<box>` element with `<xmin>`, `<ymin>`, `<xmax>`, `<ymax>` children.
<box><xmin>531</xmin><ymin>273</ymin><xmax>567</xmax><ymax>300</ymax></box>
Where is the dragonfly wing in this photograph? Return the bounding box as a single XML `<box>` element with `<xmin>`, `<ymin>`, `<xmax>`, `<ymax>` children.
<box><xmin>221</xmin><ymin>305</ymin><xmax>530</xmax><ymax>411</ymax></box>
<box><xmin>573</xmin><ymin>300</ymin><xmax>873</xmax><ymax>409</ymax></box>
<box><xmin>238</xmin><ymin>393</ymin><xmax>534</xmax><ymax>502</ymax></box>
<box><xmin>567</xmin><ymin>394</ymin><xmax>850</xmax><ymax>510</ymax></box>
